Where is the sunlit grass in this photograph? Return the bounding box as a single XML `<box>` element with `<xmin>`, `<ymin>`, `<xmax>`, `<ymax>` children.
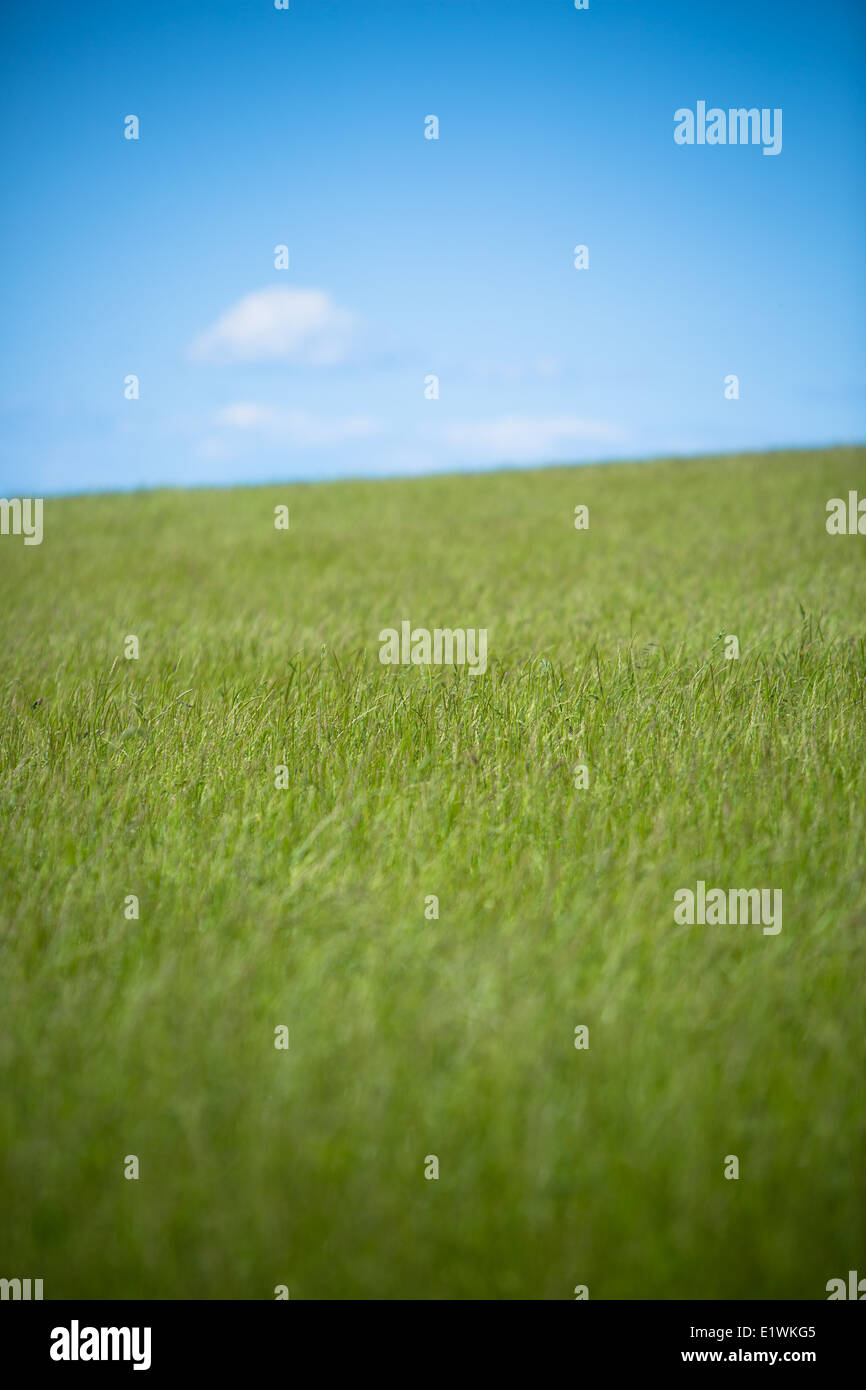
<box><xmin>1</xmin><ymin>445</ymin><xmax>864</xmax><ymax>1298</ymax></box>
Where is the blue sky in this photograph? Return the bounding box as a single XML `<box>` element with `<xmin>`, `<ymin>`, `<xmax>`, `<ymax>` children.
<box><xmin>1</xmin><ymin>0</ymin><xmax>864</xmax><ymax>494</ymax></box>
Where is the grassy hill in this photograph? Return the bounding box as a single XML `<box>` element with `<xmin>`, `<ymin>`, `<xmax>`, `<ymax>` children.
<box><xmin>1</xmin><ymin>445</ymin><xmax>865</xmax><ymax>1299</ymax></box>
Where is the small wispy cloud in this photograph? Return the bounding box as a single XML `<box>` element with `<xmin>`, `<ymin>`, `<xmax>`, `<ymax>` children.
<box><xmin>214</xmin><ymin>402</ymin><xmax>381</xmax><ymax>446</ymax></box>
<box><xmin>190</xmin><ymin>287</ymin><xmax>357</xmax><ymax>365</ymax></box>
<box><xmin>440</xmin><ymin>414</ymin><xmax>623</xmax><ymax>463</ymax></box>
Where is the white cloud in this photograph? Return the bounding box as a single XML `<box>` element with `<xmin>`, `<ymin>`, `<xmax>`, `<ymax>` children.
<box><xmin>190</xmin><ymin>287</ymin><xmax>357</xmax><ymax>364</ymax></box>
<box><xmin>440</xmin><ymin>414</ymin><xmax>622</xmax><ymax>463</ymax></box>
<box><xmin>214</xmin><ymin>402</ymin><xmax>381</xmax><ymax>447</ymax></box>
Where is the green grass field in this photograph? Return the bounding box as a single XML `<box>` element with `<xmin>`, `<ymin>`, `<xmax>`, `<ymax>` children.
<box><xmin>1</xmin><ymin>445</ymin><xmax>864</xmax><ymax>1299</ymax></box>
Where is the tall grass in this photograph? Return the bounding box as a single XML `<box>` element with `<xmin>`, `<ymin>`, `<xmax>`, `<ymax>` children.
<box><xmin>1</xmin><ymin>446</ymin><xmax>864</xmax><ymax>1297</ymax></box>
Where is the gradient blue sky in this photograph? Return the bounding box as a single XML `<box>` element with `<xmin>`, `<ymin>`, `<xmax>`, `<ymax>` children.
<box><xmin>1</xmin><ymin>0</ymin><xmax>864</xmax><ymax>494</ymax></box>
